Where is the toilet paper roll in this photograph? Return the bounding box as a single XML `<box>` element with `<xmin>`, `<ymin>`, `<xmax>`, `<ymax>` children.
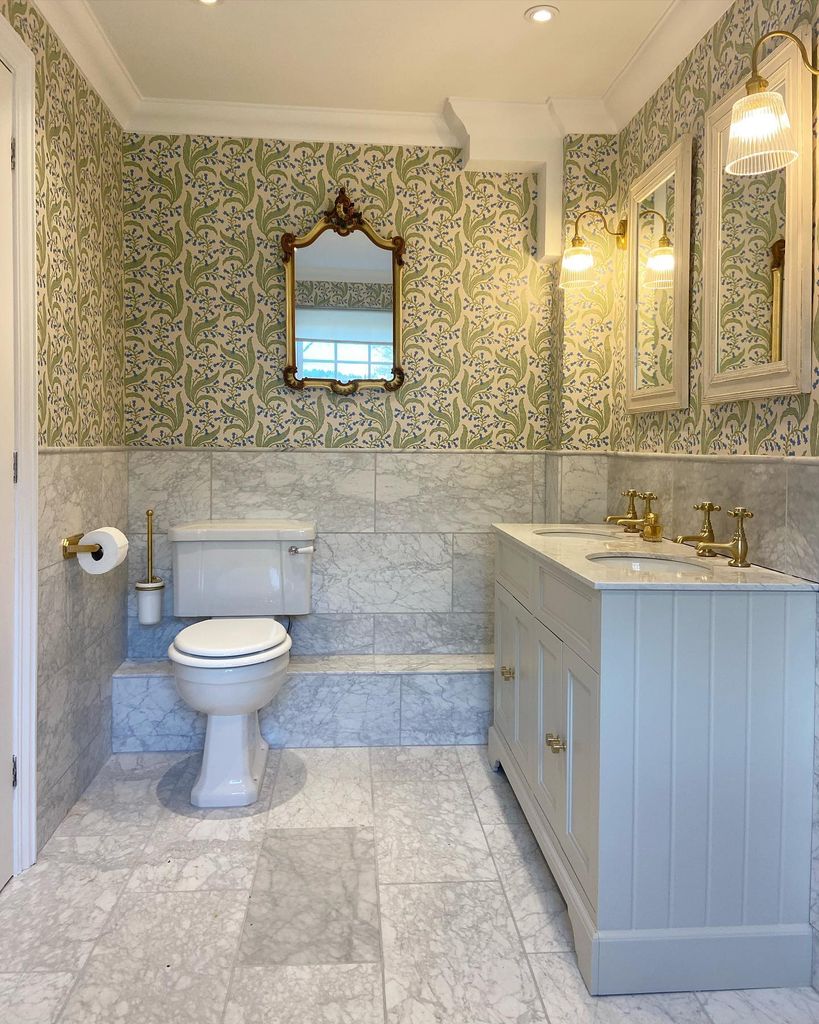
<box><xmin>76</xmin><ymin>527</ymin><xmax>129</xmax><ymax>576</ymax></box>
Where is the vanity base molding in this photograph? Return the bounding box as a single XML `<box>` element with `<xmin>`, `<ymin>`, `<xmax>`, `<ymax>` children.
<box><xmin>489</xmin><ymin>724</ymin><xmax>813</xmax><ymax>995</ymax></box>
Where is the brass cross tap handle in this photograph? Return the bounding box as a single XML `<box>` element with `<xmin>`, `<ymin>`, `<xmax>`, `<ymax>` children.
<box><xmin>696</xmin><ymin>506</ymin><xmax>753</xmax><ymax>567</ymax></box>
<box><xmin>606</xmin><ymin>488</ymin><xmax>641</xmax><ymax>532</ymax></box>
<box><xmin>638</xmin><ymin>491</ymin><xmax>657</xmax><ymax>514</ymax></box>
<box><xmin>675</xmin><ymin>501</ymin><xmax>722</xmax><ymax>552</ymax></box>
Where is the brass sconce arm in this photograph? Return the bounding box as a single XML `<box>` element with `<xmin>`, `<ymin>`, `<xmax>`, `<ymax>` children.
<box><xmin>570</xmin><ymin>208</ymin><xmax>628</xmax><ymax>249</ymax></box>
<box><xmin>747</xmin><ymin>29</ymin><xmax>819</xmax><ymax>92</ymax></box>
<box><xmin>639</xmin><ymin>208</ymin><xmax>671</xmax><ymax>247</ymax></box>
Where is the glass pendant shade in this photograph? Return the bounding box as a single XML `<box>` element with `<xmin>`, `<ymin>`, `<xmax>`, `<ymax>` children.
<box><xmin>559</xmin><ymin>244</ymin><xmax>595</xmax><ymax>290</ymax></box>
<box><xmin>725</xmin><ymin>90</ymin><xmax>798</xmax><ymax>175</ymax></box>
<box><xmin>644</xmin><ymin>243</ymin><xmax>675</xmax><ymax>290</ymax></box>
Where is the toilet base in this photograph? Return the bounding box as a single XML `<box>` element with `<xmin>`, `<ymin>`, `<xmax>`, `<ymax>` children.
<box><xmin>191</xmin><ymin>711</ymin><xmax>269</xmax><ymax>808</ymax></box>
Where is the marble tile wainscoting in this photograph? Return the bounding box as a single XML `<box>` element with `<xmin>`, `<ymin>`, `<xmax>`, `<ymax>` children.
<box><xmin>37</xmin><ymin>450</ymin><xmax>128</xmax><ymax>847</ymax></box>
<box><xmin>126</xmin><ymin>450</ymin><xmax>551</xmax><ymax>659</ymax></box>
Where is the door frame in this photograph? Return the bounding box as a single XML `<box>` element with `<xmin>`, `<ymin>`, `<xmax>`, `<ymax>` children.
<box><xmin>0</xmin><ymin>16</ymin><xmax>37</xmax><ymax>874</ymax></box>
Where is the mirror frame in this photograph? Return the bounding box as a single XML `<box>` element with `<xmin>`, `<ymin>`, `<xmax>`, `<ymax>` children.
<box><xmin>626</xmin><ymin>133</ymin><xmax>693</xmax><ymax>413</ymax></box>
<box><xmin>702</xmin><ymin>28</ymin><xmax>812</xmax><ymax>404</ymax></box>
<box><xmin>281</xmin><ymin>189</ymin><xmax>405</xmax><ymax>395</ymax></box>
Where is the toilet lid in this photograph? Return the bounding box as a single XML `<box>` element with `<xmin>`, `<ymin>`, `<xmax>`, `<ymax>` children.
<box><xmin>174</xmin><ymin>618</ymin><xmax>287</xmax><ymax>658</ymax></box>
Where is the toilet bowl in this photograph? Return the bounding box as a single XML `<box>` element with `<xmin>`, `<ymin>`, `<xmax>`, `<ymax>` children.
<box><xmin>168</xmin><ymin>617</ymin><xmax>292</xmax><ymax>807</ymax></box>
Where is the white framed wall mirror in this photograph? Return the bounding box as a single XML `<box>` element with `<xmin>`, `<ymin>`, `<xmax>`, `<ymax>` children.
<box><xmin>702</xmin><ymin>28</ymin><xmax>812</xmax><ymax>404</ymax></box>
<box><xmin>626</xmin><ymin>134</ymin><xmax>693</xmax><ymax>413</ymax></box>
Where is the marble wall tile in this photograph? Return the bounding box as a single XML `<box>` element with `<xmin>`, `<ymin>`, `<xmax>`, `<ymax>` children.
<box><xmin>267</xmin><ymin>748</ymin><xmax>373</xmax><ymax>828</ymax></box>
<box><xmin>375</xmin><ymin>453</ymin><xmax>534</xmax><ymax>533</ymax></box>
<box><xmin>606</xmin><ymin>454</ymin><xmax>675</xmax><ymax>532</ymax></box>
<box><xmin>261</xmin><ymin>673</ymin><xmax>401</xmax><ymax>747</ymax></box>
<box><xmin>239</xmin><ymin>828</ymin><xmax>380</xmax><ymax>966</ymax></box>
<box><xmin>224</xmin><ymin>964</ymin><xmax>385</xmax><ymax>1024</ymax></box>
<box><xmin>400</xmin><ymin>673</ymin><xmax>492</xmax><ymax>745</ymax></box>
<box><xmin>113</xmin><ymin>675</ymin><xmax>204</xmax><ymax>753</ymax></box>
<box><xmin>373</xmin><ymin>612</ymin><xmax>493</xmax><ymax>654</ymax></box>
<box><xmin>37</xmin><ymin>727</ymin><xmax>111</xmax><ymax>851</ymax></box>
<box><xmin>543</xmin><ymin>454</ymin><xmax>561</xmax><ymax>523</ymax></box>
<box><xmin>127</xmin><ymin>451</ymin><xmax>211</xmax><ymax>534</ymax></box>
<box><xmin>379</xmin><ymin>881</ymin><xmax>545</xmax><ymax>1024</ymax></box>
<box><xmin>559</xmin><ymin>454</ymin><xmax>609</xmax><ymax>524</ymax></box>
<box><xmin>288</xmin><ymin>613</ymin><xmax>374</xmax><ymax>655</ymax></box>
<box><xmin>211</xmin><ymin>452</ymin><xmax>375</xmax><ymax>533</ymax></box>
<box><xmin>0</xmin><ymin>971</ymin><xmax>75</xmax><ymax>1024</ymax></box>
<box><xmin>785</xmin><ymin>463</ymin><xmax>819</xmax><ymax>582</ymax></box>
<box><xmin>533</xmin><ymin>455</ymin><xmax>548</xmax><ymax>523</ymax></box>
<box><xmin>311</xmin><ymin>534</ymin><xmax>452</xmax><ymax>614</ymax></box>
<box><xmin>452</xmin><ymin>534</ymin><xmax>495</xmax><ymax>613</ymax></box>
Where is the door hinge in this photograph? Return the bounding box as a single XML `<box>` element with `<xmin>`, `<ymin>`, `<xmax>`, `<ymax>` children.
<box><xmin>10</xmin><ymin>137</ymin><xmax>15</xmax><ymax>171</ymax></box>
<box><xmin>12</xmin><ymin>451</ymin><xmax>17</xmax><ymax>484</ymax></box>
<box><xmin>11</xmin><ymin>755</ymin><xmax>17</xmax><ymax>788</ymax></box>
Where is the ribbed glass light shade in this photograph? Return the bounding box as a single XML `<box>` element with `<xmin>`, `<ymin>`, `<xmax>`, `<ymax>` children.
<box><xmin>725</xmin><ymin>90</ymin><xmax>798</xmax><ymax>176</ymax></box>
<box><xmin>644</xmin><ymin>244</ymin><xmax>674</xmax><ymax>290</ymax></box>
<box><xmin>559</xmin><ymin>247</ymin><xmax>595</xmax><ymax>290</ymax></box>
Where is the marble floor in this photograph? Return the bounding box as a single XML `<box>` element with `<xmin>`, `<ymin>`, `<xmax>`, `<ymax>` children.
<box><xmin>1</xmin><ymin>746</ymin><xmax>818</xmax><ymax>1024</ymax></box>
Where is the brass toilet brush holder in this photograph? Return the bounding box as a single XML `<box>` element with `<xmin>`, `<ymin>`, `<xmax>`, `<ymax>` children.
<box><xmin>135</xmin><ymin>509</ymin><xmax>165</xmax><ymax>626</ymax></box>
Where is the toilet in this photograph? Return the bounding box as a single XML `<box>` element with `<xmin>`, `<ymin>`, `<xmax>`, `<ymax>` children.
<box><xmin>167</xmin><ymin>519</ymin><xmax>315</xmax><ymax>808</ymax></box>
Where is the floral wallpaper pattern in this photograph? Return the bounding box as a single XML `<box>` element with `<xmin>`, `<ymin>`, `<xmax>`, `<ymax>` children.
<box><xmin>563</xmin><ymin>0</ymin><xmax>817</xmax><ymax>456</ymax></box>
<box><xmin>1</xmin><ymin>0</ymin><xmax>124</xmax><ymax>448</ymax></box>
<box><xmin>296</xmin><ymin>279</ymin><xmax>392</xmax><ymax>311</ymax></box>
<box><xmin>124</xmin><ymin>136</ymin><xmax>555</xmax><ymax>449</ymax></box>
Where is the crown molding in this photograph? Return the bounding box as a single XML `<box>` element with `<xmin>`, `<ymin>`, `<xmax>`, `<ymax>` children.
<box><xmin>602</xmin><ymin>0</ymin><xmax>736</xmax><ymax>130</ymax></box>
<box><xmin>34</xmin><ymin>0</ymin><xmax>140</xmax><ymax>125</ymax></box>
<box><xmin>34</xmin><ymin>0</ymin><xmax>735</xmax><ymax>143</ymax></box>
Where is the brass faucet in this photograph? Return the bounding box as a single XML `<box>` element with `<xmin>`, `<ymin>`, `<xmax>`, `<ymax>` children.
<box><xmin>613</xmin><ymin>491</ymin><xmax>663</xmax><ymax>542</ymax></box>
<box><xmin>605</xmin><ymin>489</ymin><xmax>641</xmax><ymax>533</ymax></box>
<box><xmin>674</xmin><ymin>501</ymin><xmax>721</xmax><ymax>555</ymax></box>
<box><xmin>696</xmin><ymin>507</ymin><xmax>753</xmax><ymax>567</ymax></box>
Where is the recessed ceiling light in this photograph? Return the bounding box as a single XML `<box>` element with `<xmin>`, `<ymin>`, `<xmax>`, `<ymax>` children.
<box><xmin>524</xmin><ymin>4</ymin><xmax>559</xmax><ymax>23</ymax></box>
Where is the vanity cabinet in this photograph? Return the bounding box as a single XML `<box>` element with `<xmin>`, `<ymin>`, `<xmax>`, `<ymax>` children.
<box><xmin>490</xmin><ymin>526</ymin><xmax>817</xmax><ymax>996</ymax></box>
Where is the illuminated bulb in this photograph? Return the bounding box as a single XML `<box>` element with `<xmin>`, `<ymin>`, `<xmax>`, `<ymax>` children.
<box><xmin>198</xmin><ymin>0</ymin><xmax>221</xmax><ymax>5</ymax></box>
<box><xmin>524</xmin><ymin>5</ymin><xmax>559</xmax><ymax>23</ymax></box>
<box><xmin>644</xmin><ymin>240</ymin><xmax>675</xmax><ymax>290</ymax></box>
<box><xmin>725</xmin><ymin>90</ymin><xmax>798</xmax><ymax>175</ymax></box>
<box><xmin>559</xmin><ymin>239</ymin><xmax>594</xmax><ymax>290</ymax></box>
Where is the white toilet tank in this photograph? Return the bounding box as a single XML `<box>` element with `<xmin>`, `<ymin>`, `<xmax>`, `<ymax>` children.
<box><xmin>169</xmin><ymin>519</ymin><xmax>316</xmax><ymax>617</ymax></box>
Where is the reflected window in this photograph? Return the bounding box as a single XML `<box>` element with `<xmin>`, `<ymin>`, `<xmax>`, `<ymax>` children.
<box><xmin>295</xmin><ymin>308</ymin><xmax>393</xmax><ymax>382</ymax></box>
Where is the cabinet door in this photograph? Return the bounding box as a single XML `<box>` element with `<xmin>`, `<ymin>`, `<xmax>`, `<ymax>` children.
<box><xmin>562</xmin><ymin>647</ymin><xmax>600</xmax><ymax>904</ymax></box>
<box><xmin>493</xmin><ymin>583</ymin><xmax>517</xmax><ymax>746</ymax></box>
<box><xmin>531</xmin><ymin>620</ymin><xmax>566</xmax><ymax>824</ymax></box>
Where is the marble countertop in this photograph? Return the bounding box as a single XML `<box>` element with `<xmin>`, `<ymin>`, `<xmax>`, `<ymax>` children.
<box><xmin>493</xmin><ymin>523</ymin><xmax>819</xmax><ymax>592</ymax></box>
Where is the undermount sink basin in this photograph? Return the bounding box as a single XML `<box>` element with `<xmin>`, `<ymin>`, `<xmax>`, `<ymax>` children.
<box><xmin>535</xmin><ymin>527</ymin><xmax>615</xmax><ymax>540</ymax></box>
<box><xmin>587</xmin><ymin>552</ymin><xmax>714</xmax><ymax>579</ymax></box>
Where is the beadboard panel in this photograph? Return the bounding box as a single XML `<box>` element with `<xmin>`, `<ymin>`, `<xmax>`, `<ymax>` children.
<box><xmin>598</xmin><ymin>589</ymin><xmax>815</xmax><ymax>934</ymax></box>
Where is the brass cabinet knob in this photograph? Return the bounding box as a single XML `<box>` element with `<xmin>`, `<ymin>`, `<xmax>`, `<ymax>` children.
<box><xmin>694</xmin><ymin>501</ymin><xmax>721</xmax><ymax>513</ymax></box>
<box><xmin>500</xmin><ymin>666</ymin><xmax>515</xmax><ymax>681</ymax></box>
<box><xmin>545</xmin><ymin>732</ymin><xmax>567</xmax><ymax>753</ymax></box>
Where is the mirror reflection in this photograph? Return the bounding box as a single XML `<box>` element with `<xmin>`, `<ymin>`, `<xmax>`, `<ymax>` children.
<box><xmin>295</xmin><ymin>231</ymin><xmax>395</xmax><ymax>383</ymax></box>
<box><xmin>717</xmin><ymin>84</ymin><xmax>786</xmax><ymax>374</ymax></box>
<box><xmin>635</xmin><ymin>178</ymin><xmax>675</xmax><ymax>392</ymax></box>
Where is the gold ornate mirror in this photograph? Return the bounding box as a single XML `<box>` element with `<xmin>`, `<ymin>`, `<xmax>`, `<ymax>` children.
<box><xmin>281</xmin><ymin>189</ymin><xmax>405</xmax><ymax>395</ymax></box>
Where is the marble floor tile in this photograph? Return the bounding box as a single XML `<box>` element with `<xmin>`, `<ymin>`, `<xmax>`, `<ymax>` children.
<box><xmin>267</xmin><ymin>747</ymin><xmax>374</xmax><ymax>828</ymax></box>
<box><xmin>39</xmin><ymin>832</ymin><xmax>149</xmax><ymax>870</ymax></box>
<box><xmin>59</xmin><ymin>957</ymin><xmax>232</xmax><ymax>1024</ymax></box>
<box><xmin>484</xmin><ymin>821</ymin><xmax>574</xmax><ymax>952</ymax></box>
<box><xmin>240</xmin><ymin>828</ymin><xmax>380</xmax><ymax>966</ymax></box>
<box><xmin>373</xmin><ymin>777</ymin><xmax>496</xmax><ymax>883</ymax></box>
<box><xmin>457</xmin><ymin>746</ymin><xmax>528</xmax><ymax>825</ymax></box>
<box><xmin>0</xmin><ymin>860</ymin><xmax>129</xmax><ymax>971</ymax></box>
<box><xmin>126</xmin><ymin>838</ymin><xmax>262</xmax><ymax>892</ymax></box>
<box><xmin>529</xmin><ymin>953</ymin><xmax>711</xmax><ymax>1024</ymax></box>
<box><xmin>380</xmin><ymin>880</ymin><xmax>546</xmax><ymax>1024</ymax></box>
<box><xmin>697</xmin><ymin>986</ymin><xmax>819</xmax><ymax>1024</ymax></box>
<box><xmin>0</xmin><ymin>971</ymin><xmax>75</xmax><ymax>1024</ymax></box>
<box><xmin>370</xmin><ymin>745</ymin><xmax>465</xmax><ymax>781</ymax></box>
<box><xmin>224</xmin><ymin>964</ymin><xmax>385</xmax><ymax>1024</ymax></box>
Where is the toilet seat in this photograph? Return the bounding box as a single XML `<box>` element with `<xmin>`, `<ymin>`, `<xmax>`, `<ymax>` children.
<box><xmin>168</xmin><ymin>617</ymin><xmax>292</xmax><ymax>670</ymax></box>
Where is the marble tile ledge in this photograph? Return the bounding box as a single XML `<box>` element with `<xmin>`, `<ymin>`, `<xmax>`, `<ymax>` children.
<box><xmin>114</xmin><ymin>653</ymin><xmax>495</xmax><ymax>678</ymax></box>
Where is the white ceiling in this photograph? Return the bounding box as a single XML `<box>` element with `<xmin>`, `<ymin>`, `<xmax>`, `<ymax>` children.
<box><xmin>86</xmin><ymin>0</ymin><xmax>676</xmax><ymax>112</ymax></box>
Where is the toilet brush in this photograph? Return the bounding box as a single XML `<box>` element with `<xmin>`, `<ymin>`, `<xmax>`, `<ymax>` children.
<box><xmin>135</xmin><ymin>508</ymin><xmax>165</xmax><ymax>625</ymax></box>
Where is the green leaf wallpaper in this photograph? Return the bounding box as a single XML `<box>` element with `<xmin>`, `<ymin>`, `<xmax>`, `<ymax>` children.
<box><xmin>1</xmin><ymin>0</ymin><xmax>124</xmax><ymax>448</ymax></box>
<box><xmin>561</xmin><ymin>0</ymin><xmax>817</xmax><ymax>456</ymax></box>
<box><xmin>123</xmin><ymin>136</ymin><xmax>556</xmax><ymax>449</ymax></box>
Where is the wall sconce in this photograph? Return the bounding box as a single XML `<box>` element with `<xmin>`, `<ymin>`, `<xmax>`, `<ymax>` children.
<box><xmin>725</xmin><ymin>29</ymin><xmax>819</xmax><ymax>176</ymax></box>
<box><xmin>558</xmin><ymin>209</ymin><xmax>627</xmax><ymax>290</ymax></box>
<box><xmin>640</xmin><ymin>209</ymin><xmax>674</xmax><ymax>290</ymax></box>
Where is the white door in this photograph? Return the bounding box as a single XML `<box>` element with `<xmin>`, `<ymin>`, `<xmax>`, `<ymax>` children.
<box><xmin>0</xmin><ymin>59</ymin><xmax>15</xmax><ymax>889</ymax></box>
